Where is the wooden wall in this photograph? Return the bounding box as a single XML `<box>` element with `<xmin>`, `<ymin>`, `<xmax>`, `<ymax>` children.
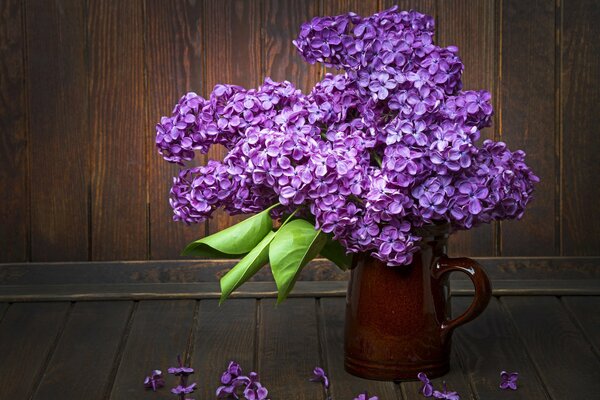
<box><xmin>0</xmin><ymin>0</ymin><xmax>598</xmax><ymax>262</ymax></box>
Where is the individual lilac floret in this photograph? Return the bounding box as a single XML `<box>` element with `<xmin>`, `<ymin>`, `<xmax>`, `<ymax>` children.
<box><xmin>499</xmin><ymin>371</ymin><xmax>519</xmax><ymax>390</ymax></box>
<box><xmin>143</xmin><ymin>369</ymin><xmax>165</xmax><ymax>392</ymax></box>
<box><xmin>418</xmin><ymin>372</ymin><xmax>434</xmax><ymax>397</ymax></box>
<box><xmin>309</xmin><ymin>367</ymin><xmax>330</xmax><ymax>389</ymax></box>
<box><xmin>354</xmin><ymin>392</ymin><xmax>379</xmax><ymax>400</ymax></box>
<box><xmin>216</xmin><ymin>361</ymin><xmax>269</xmax><ymax>400</ymax></box>
<box><xmin>432</xmin><ymin>382</ymin><xmax>460</xmax><ymax>400</ymax></box>
<box><xmin>171</xmin><ymin>382</ymin><xmax>197</xmax><ymax>395</ymax></box>
<box><xmin>168</xmin><ymin>354</ymin><xmax>194</xmax><ymax>376</ymax></box>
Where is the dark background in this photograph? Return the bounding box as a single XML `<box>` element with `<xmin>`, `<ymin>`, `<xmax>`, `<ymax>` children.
<box><xmin>0</xmin><ymin>0</ymin><xmax>598</xmax><ymax>263</ymax></box>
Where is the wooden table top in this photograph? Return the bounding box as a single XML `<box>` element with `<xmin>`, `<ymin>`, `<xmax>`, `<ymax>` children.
<box><xmin>1</xmin><ymin>258</ymin><xmax>599</xmax><ymax>399</ymax></box>
<box><xmin>0</xmin><ymin>281</ymin><xmax>599</xmax><ymax>399</ymax></box>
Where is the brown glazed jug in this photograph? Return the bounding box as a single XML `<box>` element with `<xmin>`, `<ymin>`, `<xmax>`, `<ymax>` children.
<box><xmin>344</xmin><ymin>224</ymin><xmax>492</xmax><ymax>381</ymax></box>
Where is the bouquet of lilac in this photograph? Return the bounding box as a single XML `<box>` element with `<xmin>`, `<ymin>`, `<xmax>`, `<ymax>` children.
<box><xmin>155</xmin><ymin>7</ymin><xmax>538</xmax><ymax>302</ymax></box>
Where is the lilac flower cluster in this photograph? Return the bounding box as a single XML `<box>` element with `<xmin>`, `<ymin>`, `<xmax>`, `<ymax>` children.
<box><xmin>168</xmin><ymin>355</ymin><xmax>196</xmax><ymax>400</ymax></box>
<box><xmin>156</xmin><ymin>6</ymin><xmax>538</xmax><ymax>266</ymax></box>
<box><xmin>216</xmin><ymin>361</ymin><xmax>269</xmax><ymax>400</ymax></box>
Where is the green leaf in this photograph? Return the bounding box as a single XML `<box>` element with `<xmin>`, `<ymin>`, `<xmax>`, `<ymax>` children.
<box><xmin>219</xmin><ymin>231</ymin><xmax>275</xmax><ymax>304</ymax></box>
<box><xmin>269</xmin><ymin>219</ymin><xmax>327</xmax><ymax>303</ymax></box>
<box><xmin>320</xmin><ymin>236</ymin><xmax>353</xmax><ymax>270</ymax></box>
<box><xmin>181</xmin><ymin>207</ymin><xmax>275</xmax><ymax>257</ymax></box>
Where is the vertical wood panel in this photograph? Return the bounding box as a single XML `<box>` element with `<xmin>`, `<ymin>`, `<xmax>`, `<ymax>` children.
<box><xmin>146</xmin><ymin>0</ymin><xmax>205</xmax><ymax>259</ymax></box>
<box><xmin>0</xmin><ymin>0</ymin><xmax>28</xmax><ymax>262</ymax></box>
<box><xmin>89</xmin><ymin>0</ymin><xmax>147</xmax><ymax>260</ymax></box>
<box><xmin>27</xmin><ymin>0</ymin><xmax>89</xmax><ymax>261</ymax></box>
<box><xmin>437</xmin><ymin>0</ymin><xmax>499</xmax><ymax>257</ymax></box>
<box><xmin>263</xmin><ymin>0</ymin><xmax>321</xmax><ymax>95</ymax></box>
<box><xmin>500</xmin><ymin>0</ymin><xmax>557</xmax><ymax>256</ymax></box>
<box><xmin>561</xmin><ymin>0</ymin><xmax>600</xmax><ymax>255</ymax></box>
<box><xmin>203</xmin><ymin>0</ymin><xmax>261</xmax><ymax>235</ymax></box>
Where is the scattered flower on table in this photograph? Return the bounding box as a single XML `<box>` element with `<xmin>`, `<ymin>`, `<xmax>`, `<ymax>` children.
<box><xmin>418</xmin><ymin>372</ymin><xmax>434</xmax><ymax>396</ymax></box>
<box><xmin>309</xmin><ymin>366</ymin><xmax>332</xmax><ymax>400</ymax></box>
<box><xmin>168</xmin><ymin>354</ymin><xmax>195</xmax><ymax>376</ymax></box>
<box><xmin>499</xmin><ymin>371</ymin><xmax>519</xmax><ymax>390</ymax></box>
<box><xmin>432</xmin><ymin>382</ymin><xmax>460</xmax><ymax>400</ymax></box>
<box><xmin>354</xmin><ymin>391</ymin><xmax>379</xmax><ymax>400</ymax></box>
<box><xmin>143</xmin><ymin>369</ymin><xmax>164</xmax><ymax>391</ymax></box>
<box><xmin>310</xmin><ymin>366</ymin><xmax>330</xmax><ymax>389</ymax></box>
<box><xmin>171</xmin><ymin>382</ymin><xmax>197</xmax><ymax>395</ymax></box>
<box><xmin>216</xmin><ymin>361</ymin><xmax>269</xmax><ymax>400</ymax></box>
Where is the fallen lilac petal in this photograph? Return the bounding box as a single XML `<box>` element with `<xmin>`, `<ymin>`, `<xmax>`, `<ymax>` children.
<box><xmin>171</xmin><ymin>382</ymin><xmax>197</xmax><ymax>395</ymax></box>
<box><xmin>432</xmin><ymin>382</ymin><xmax>460</xmax><ymax>400</ymax></box>
<box><xmin>309</xmin><ymin>366</ymin><xmax>330</xmax><ymax>389</ymax></box>
<box><xmin>499</xmin><ymin>370</ymin><xmax>519</xmax><ymax>390</ymax></box>
<box><xmin>143</xmin><ymin>369</ymin><xmax>164</xmax><ymax>391</ymax></box>
<box><xmin>417</xmin><ymin>372</ymin><xmax>434</xmax><ymax>397</ymax></box>
<box><xmin>353</xmin><ymin>391</ymin><xmax>379</xmax><ymax>400</ymax></box>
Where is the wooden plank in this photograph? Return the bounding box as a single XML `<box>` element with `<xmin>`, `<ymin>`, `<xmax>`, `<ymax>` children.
<box><xmin>259</xmin><ymin>298</ymin><xmax>324</xmax><ymax>400</ymax></box>
<box><xmin>110</xmin><ymin>300</ymin><xmax>196</xmax><ymax>400</ymax></box>
<box><xmin>451</xmin><ymin>297</ymin><xmax>547</xmax><ymax>399</ymax></box>
<box><xmin>263</xmin><ymin>0</ymin><xmax>321</xmax><ymax>95</ymax></box>
<box><xmin>203</xmin><ymin>0</ymin><xmax>261</xmax><ymax>235</ymax></box>
<box><xmin>437</xmin><ymin>0</ymin><xmax>498</xmax><ymax>257</ymax></box>
<box><xmin>381</xmin><ymin>0</ymin><xmax>435</xmax><ymax>17</ymax></box>
<box><xmin>0</xmin><ymin>0</ymin><xmax>27</xmax><ymax>262</ymax></box>
<box><xmin>2</xmin><ymin>280</ymin><xmax>598</xmax><ymax>302</ymax></box>
<box><xmin>26</xmin><ymin>0</ymin><xmax>89</xmax><ymax>261</ymax></box>
<box><xmin>502</xmin><ymin>296</ymin><xmax>600</xmax><ymax>398</ymax></box>
<box><xmin>400</xmin><ymin>347</ymin><xmax>473</xmax><ymax>400</ymax></box>
<box><xmin>146</xmin><ymin>0</ymin><xmax>206</xmax><ymax>259</ymax></box>
<box><xmin>562</xmin><ymin>296</ymin><xmax>600</xmax><ymax>357</ymax></box>
<box><xmin>191</xmin><ymin>299</ymin><xmax>256</xmax><ymax>399</ymax></box>
<box><xmin>500</xmin><ymin>0</ymin><xmax>557</xmax><ymax>256</ymax></box>
<box><xmin>319</xmin><ymin>298</ymin><xmax>402</xmax><ymax>400</ymax></box>
<box><xmin>0</xmin><ymin>303</ymin><xmax>7</xmax><ymax>323</ymax></box>
<box><xmin>89</xmin><ymin>0</ymin><xmax>147</xmax><ymax>260</ymax></box>
<box><xmin>0</xmin><ymin>302</ymin><xmax>70</xmax><ymax>398</ymax></box>
<box><xmin>32</xmin><ymin>302</ymin><xmax>133</xmax><ymax>400</ymax></box>
<box><xmin>1</xmin><ymin>257</ymin><xmax>597</xmax><ymax>285</ymax></box>
<box><xmin>561</xmin><ymin>0</ymin><xmax>600</xmax><ymax>255</ymax></box>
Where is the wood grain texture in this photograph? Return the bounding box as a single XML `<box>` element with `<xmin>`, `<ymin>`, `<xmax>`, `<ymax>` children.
<box><xmin>146</xmin><ymin>0</ymin><xmax>206</xmax><ymax>259</ymax></box>
<box><xmin>561</xmin><ymin>0</ymin><xmax>600</xmax><ymax>255</ymax></box>
<box><xmin>88</xmin><ymin>0</ymin><xmax>147</xmax><ymax>260</ymax></box>
<box><xmin>1</xmin><ymin>257</ymin><xmax>598</xmax><ymax>285</ymax></box>
<box><xmin>110</xmin><ymin>300</ymin><xmax>196</xmax><ymax>400</ymax></box>
<box><xmin>259</xmin><ymin>298</ymin><xmax>324</xmax><ymax>400</ymax></box>
<box><xmin>561</xmin><ymin>296</ymin><xmax>600</xmax><ymax>357</ymax></box>
<box><xmin>502</xmin><ymin>296</ymin><xmax>600</xmax><ymax>398</ymax></box>
<box><xmin>437</xmin><ymin>0</ymin><xmax>498</xmax><ymax>257</ymax></box>
<box><xmin>319</xmin><ymin>298</ymin><xmax>402</xmax><ymax>400</ymax></box>
<box><xmin>0</xmin><ymin>0</ymin><xmax>27</xmax><ymax>262</ymax></box>
<box><xmin>500</xmin><ymin>0</ymin><xmax>557</xmax><ymax>256</ymax></box>
<box><xmin>191</xmin><ymin>299</ymin><xmax>256</xmax><ymax>399</ymax></box>
<box><xmin>262</xmin><ymin>0</ymin><xmax>322</xmax><ymax>94</ymax></box>
<box><xmin>0</xmin><ymin>302</ymin><xmax>70</xmax><ymax>398</ymax></box>
<box><xmin>203</xmin><ymin>0</ymin><xmax>261</xmax><ymax>235</ymax></box>
<box><xmin>452</xmin><ymin>297</ymin><xmax>547</xmax><ymax>399</ymax></box>
<box><xmin>26</xmin><ymin>0</ymin><xmax>89</xmax><ymax>261</ymax></box>
<box><xmin>32</xmin><ymin>302</ymin><xmax>132</xmax><ymax>400</ymax></box>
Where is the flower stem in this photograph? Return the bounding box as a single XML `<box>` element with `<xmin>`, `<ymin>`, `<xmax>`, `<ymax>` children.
<box><xmin>370</xmin><ymin>151</ymin><xmax>382</xmax><ymax>168</ymax></box>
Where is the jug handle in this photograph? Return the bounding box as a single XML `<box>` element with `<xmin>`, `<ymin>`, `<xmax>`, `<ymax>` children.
<box><xmin>432</xmin><ymin>256</ymin><xmax>492</xmax><ymax>334</ymax></box>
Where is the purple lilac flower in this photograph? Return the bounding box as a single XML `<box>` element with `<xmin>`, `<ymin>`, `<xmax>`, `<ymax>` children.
<box><xmin>143</xmin><ymin>369</ymin><xmax>165</xmax><ymax>392</ymax></box>
<box><xmin>433</xmin><ymin>382</ymin><xmax>460</xmax><ymax>400</ymax></box>
<box><xmin>418</xmin><ymin>372</ymin><xmax>434</xmax><ymax>397</ymax></box>
<box><xmin>171</xmin><ymin>382</ymin><xmax>197</xmax><ymax>395</ymax></box>
<box><xmin>309</xmin><ymin>366</ymin><xmax>330</xmax><ymax>389</ymax></box>
<box><xmin>216</xmin><ymin>361</ymin><xmax>269</xmax><ymax>400</ymax></box>
<box><xmin>354</xmin><ymin>392</ymin><xmax>379</xmax><ymax>400</ymax></box>
<box><xmin>168</xmin><ymin>354</ymin><xmax>194</xmax><ymax>376</ymax></box>
<box><xmin>499</xmin><ymin>371</ymin><xmax>519</xmax><ymax>390</ymax></box>
<box><xmin>156</xmin><ymin>6</ymin><xmax>539</xmax><ymax>267</ymax></box>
